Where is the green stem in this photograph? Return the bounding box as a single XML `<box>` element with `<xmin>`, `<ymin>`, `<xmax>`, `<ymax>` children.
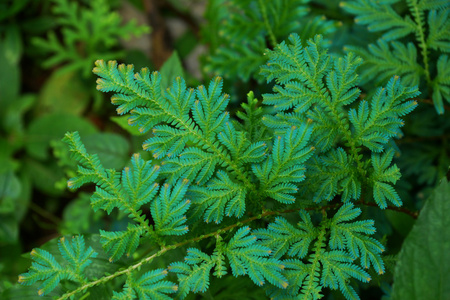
<box><xmin>56</xmin><ymin>199</ymin><xmax>418</xmax><ymax>299</ymax></box>
<box><xmin>258</xmin><ymin>0</ymin><xmax>277</xmax><ymax>48</ymax></box>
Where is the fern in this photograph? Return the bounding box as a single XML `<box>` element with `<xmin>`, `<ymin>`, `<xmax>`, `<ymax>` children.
<box><xmin>112</xmin><ymin>270</ymin><xmax>177</xmax><ymax>300</ymax></box>
<box><xmin>33</xmin><ymin>0</ymin><xmax>149</xmax><ymax>77</ymax></box>
<box><xmin>18</xmin><ymin>235</ymin><xmax>97</xmax><ymax>296</ymax></box>
<box><xmin>63</xmin><ymin>132</ymin><xmax>190</xmax><ymax>262</ymax></box>
<box><xmin>19</xmin><ymin>34</ymin><xmax>420</xmax><ymax>299</ymax></box>
<box><xmin>341</xmin><ymin>0</ymin><xmax>450</xmax><ymax>113</ymax></box>
<box><xmin>256</xmin><ymin>203</ymin><xmax>383</xmax><ymax>299</ymax></box>
<box><xmin>260</xmin><ymin>33</ymin><xmax>418</xmax><ymax>207</ymax></box>
<box><xmin>93</xmin><ymin>59</ymin><xmax>309</xmax><ymax>223</ymax></box>
<box><xmin>203</xmin><ymin>0</ymin><xmax>339</xmax><ymax>82</ymax></box>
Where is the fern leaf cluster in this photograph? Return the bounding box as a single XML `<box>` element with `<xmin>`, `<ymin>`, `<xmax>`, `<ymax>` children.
<box><xmin>341</xmin><ymin>0</ymin><xmax>449</xmax><ymax>113</ymax></box>
<box><xmin>112</xmin><ymin>270</ymin><xmax>177</xmax><ymax>300</ymax></box>
<box><xmin>19</xmin><ymin>32</ymin><xmax>421</xmax><ymax>299</ymax></box>
<box><xmin>256</xmin><ymin>203</ymin><xmax>383</xmax><ymax>299</ymax></box>
<box><xmin>203</xmin><ymin>0</ymin><xmax>339</xmax><ymax>82</ymax></box>
<box><xmin>93</xmin><ymin>59</ymin><xmax>315</xmax><ymax>224</ymax></box>
<box><xmin>18</xmin><ymin>236</ymin><xmax>97</xmax><ymax>296</ymax></box>
<box><xmin>63</xmin><ymin>132</ymin><xmax>190</xmax><ymax>262</ymax></box>
<box><xmin>33</xmin><ymin>0</ymin><xmax>149</xmax><ymax>77</ymax></box>
<box><xmin>261</xmin><ymin>33</ymin><xmax>418</xmax><ymax>208</ymax></box>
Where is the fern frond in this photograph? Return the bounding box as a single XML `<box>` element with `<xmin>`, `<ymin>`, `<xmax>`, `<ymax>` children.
<box><xmin>257</xmin><ymin>204</ymin><xmax>381</xmax><ymax>300</ymax></box>
<box><xmin>112</xmin><ymin>270</ymin><xmax>177</xmax><ymax>300</ymax></box>
<box><xmin>342</xmin><ymin>0</ymin><xmax>449</xmax><ymax>113</ymax></box>
<box><xmin>18</xmin><ymin>236</ymin><xmax>97</xmax><ymax>296</ymax></box>
<box><xmin>344</xmin><ymin>41</ymin><xmax>423</xmax><ymax>87</ymax></box>
<box><xmin>234</xmin><ymin>91</ymin><xmax>270</xmax><ymax>144</ymax></box>
<box><xmin>203</xmin><ymin>0</ymin><xmax>338</xmax><ymax>81</ymax></box>
<box><xmin>226</xmin><ymin>227</ymin><xmax>288</xmax><ymax>289</ymax></box>
<box><xmin>427</xmin><ymin>9</ymin><xmax>450</xmax><ymax>52</ymax></box>
<box><xmin>100</xmin><ymin>224</ymin><xmax>143</xmax><ymax>262</ymax></box>
<box><xmin>261</xmin><ymin>34</ymin><xmax>365</xmax><ymax>151</ymax></box>
<box><xmin>32</xmin><ymin>0</ymin><xmax>149</xmax><ymax>77</ymax></box>
<box><xmin>252</xmin><ymin>125</ymin><xmax>314</xmax><ymax>203</ymax></box>
<box><xmin>308</xmin><ymin>148</ymin><xmax>361</xmax><ymax>203</ymax></box>
<box><xmin>330</xmin><ymin>204</ymin><xmax>385</xmax><ymax>273</ymax></box>
<box><xmin>371</xmin><ymin>149</ymin><xmax>402</xmax><ymax>208</ymax></box>
<box><xmin>432</xmin><ymin>55</ymin><xmax>450</xmax><ymax>113</ymax></box>
<box><xmin>340</xmin><ymin>0</ymin><xmax>416</xmax><ymax>41</ymax></box>
<box><xmin>349</xmin><ymin>76</ymin><xmax>419</xmax><ymax>152</ymax></box>
<box><xmin>94</xmin><ymin>59</ymin><xmax>258</xmax><ymax>186</ymax></box>
<box><xmin>64</xmin><ymin>132</ymin><xmax>193</xmax><ymax>261</ymax></box>
<box><xmin>260</xmin><ymin>34</ymin><xmax>417</xmax><ymax>208</ymax></box>
<box><xmin>64</xmin><ymin>132</ymin><xmax>159</xmax><ymax>225</ymax></box>
<box><xmin>151</xmin><ymin>179</ymin><xmax>191</xmax><ymax>236</ymax></box>
<box><xmin>168</xmin><ymin>248</ymin><xmax>216</xmax><ymax>298</ymax></box>
<box><xmin>254</xmin><ymin>211</ymin><xmax>316</xmax><ymax>259</ymax></box>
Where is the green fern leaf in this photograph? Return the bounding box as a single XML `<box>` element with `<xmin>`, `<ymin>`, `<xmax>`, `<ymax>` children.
<box><xmin>252</xmin><ymin>125</ymin><xmax>314</xmax><ymax>203</ymax></box>
<box><xmin>340</xmin><ymin>0</ymin><xmax>416</xmax><ymax>41</ymax></box>
<box><xmin>309</xmin><ymin>148</ymin><xmax>361</xmax><ymax>203</ymax></box>
<box><xmin>32</xmin><ymin>0</ymin><xmax>149</xmax><ymax>77</ymax></box>
<box><xmin>151</xmin><ymin>179</ymin><xmax>191</xmax><ymax>236</ymax></box>
<box><xmin>344</xmin><ymin>41</ymin><xmax>423</xmax><ymax>87</ymax></box>
<box><xmin>427</xmin><ymin>9</ymin><xmax>450</xmax><ymax>52</ymax></box>
<box><xmin>168</xmin><ymin>248</ymin><xmax>216</xmax><ymax>298</ymax></box>
<box><xmin>100</xmin><ymin>224</ymin><xmax>143</xmax><ymax>262</ymax></box>
<box><xmin>226</xmin><ymin>227</ymin><xmax>288</xmax><ymax>289</ymax></box>
<box><xmin>330</xmin><ymin>203</ymin><xmax>385</xmax><ymax>273</ymax></box>
<box><xmin>254</xmin><ymin>211</ymin><xmax>316</xmax><ymax>259</ymax></box>
<box><xmin>257</xmin><ymin>204</ymin><xmax>382</xmax><ymax>300</ymax></box>
<box><xmin>18</xmin><ymin>236</ymin><xmax>97</xmax><ymax>296</ymax></box>
<box><xmin>349</xmin><ymin>76</ymin><xmax>419</xmax><ymax>152</ymax></box>
<box><xmin>432</xmin><ymin>55</ymin><xmax>450</xmax><ymax>114</ymax></box>
<box><xmin>371</xmin><ymin>149</ymin><xmax>402</xmax><ymax>208</ymax></box>
<box><xmin>112</xmin><ymin>269</ymin><xmax>177</xmax><ymax>300</ymax></box>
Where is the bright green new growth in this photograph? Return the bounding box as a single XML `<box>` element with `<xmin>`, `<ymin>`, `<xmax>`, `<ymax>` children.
<box><xmin>20</xmin><ymin>34</ymin><xmax>420</xmax><ymax>299</ymax></box>
<box><xmin>33</xmin><ymin>0</ymin><xmax>149</xmax><ymax>77</ymax></box>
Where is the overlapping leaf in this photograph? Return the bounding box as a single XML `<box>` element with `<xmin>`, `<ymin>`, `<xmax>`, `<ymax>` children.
<box><xmin>257</xmin><ymin>204</ymin><xmax>382</xmax><ymax>300</ymax></box>
<box><xmin>18</xmin><ymin>236</ymin><xmax>97</xmax><ymax>296</ymax></box>
<box><xmin>112</xmin><ymin>269</ymin><xmax>177</xmax><ymax>300</ymax></box>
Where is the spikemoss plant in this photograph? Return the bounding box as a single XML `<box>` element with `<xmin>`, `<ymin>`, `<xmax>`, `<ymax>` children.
<box><xmin>19</xmin><ymin>34</ymin><xmax>420</xmax><ymax>300</ymax></box>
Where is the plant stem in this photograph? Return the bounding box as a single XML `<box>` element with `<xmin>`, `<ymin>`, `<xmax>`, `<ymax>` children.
<box><xmin>258</xmin><ymin>0</ymin><xmax>277</xmax><ymax>48</ymax></box>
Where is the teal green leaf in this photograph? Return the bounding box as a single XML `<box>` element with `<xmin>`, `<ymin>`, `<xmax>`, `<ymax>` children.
<box><xmin>226</xmin><ymin>227</ymin><xmax>288</xmax><ymax>289</ymax></box>
<box><xmin>100</xmin><ymin>224</ymin><xmax>144</xmax><ymax>262</ymax></box>
<box><xmin>18</xmin><ymin>236</ymin><xmax>97</xmax><ymax>296</ymax></box>
<box><xmin>151</xmin><ymin>179</ymin><xmax>191</xmax><ymax>236</ymax></box>
<box><xmin>371</xmin><ymin>149</ymin><xmax>402</xmax><ymax>208</ymax></box>
<box><xmin>169</xmin><ymin>248</ymin><xmax>216</xmax><ymax>298</ymax></box>
<box><xmin>252</xmin><ymin>125</ymin><xmax>314</xmax><ymax>203</ymax></box>
<box><xmin>112</xmin><ymin>269</ymin><xmax>177</xmax><ymax>300</ymax></box>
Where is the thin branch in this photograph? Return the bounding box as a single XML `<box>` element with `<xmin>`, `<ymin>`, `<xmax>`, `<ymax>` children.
<box><xmin>357</xmin><ymin>200</ymin><xmax>419</xmax><ymax>219</ymax></box>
